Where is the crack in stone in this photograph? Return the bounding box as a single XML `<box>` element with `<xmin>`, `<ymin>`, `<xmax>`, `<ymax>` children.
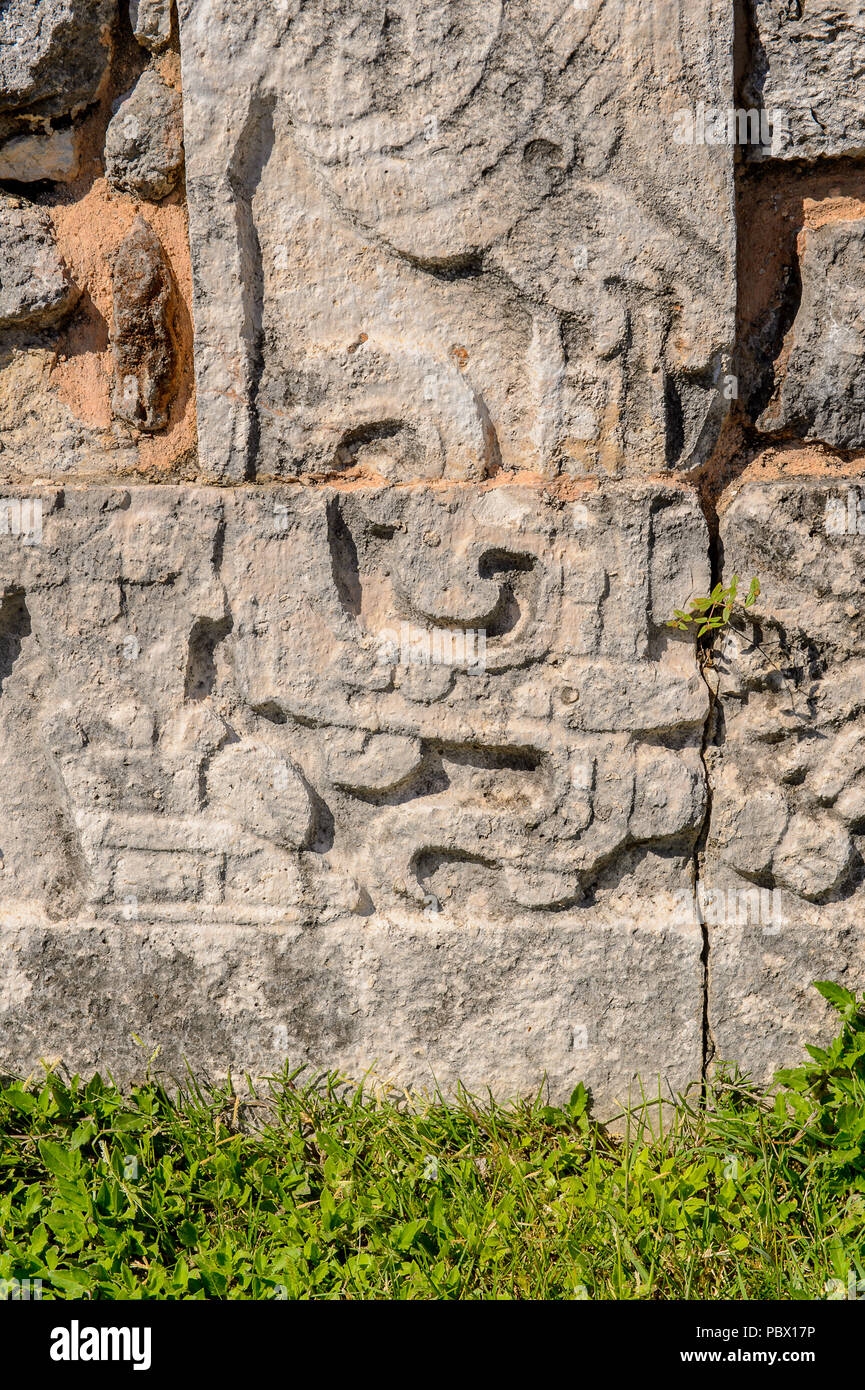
<box><xmin>693</xmin><ymin>564</ymin><xmax>721</xmax><ymax>1096</ymax></box>
<box><xmin>687</xmin><ymin>0</ymin><xmax>758</xmax><ymax>1095</ymax></box>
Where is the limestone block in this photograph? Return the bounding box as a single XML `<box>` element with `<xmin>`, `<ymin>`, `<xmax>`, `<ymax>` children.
<box><xmin>0</xmin><ymin>482</ymin><xmax>709</xmax><ymax>924</ymax></box>
<box><xmin>0</xmin><ymin>481</ymin><xmax>708</xmax><ymax>1105</ymax></box>
<box><xmin>105</xmin><ymin>68</ymin><xmax>184</xmax><ymax>203</ymax></box>
<box><xmin>706</xmin><ymin>481</ymin><xmax>865</xmax><ymax>1074</ymax></box>
<box><xmin>0</xmin><ymin>0</ymin><xmax>114</xmax><ymax>131</ymax></box>
<box><xmin>748</xmin><ymin>0</ymin><xmax>865</xmax><ymax>160</ymax></box>
<box><xmin>223</xmin><ymin>484</ymin><xmax>710</xmax><ymax>917</ymax></box>
<box><xmin>758</xmin><ymin>221</ymin><xmax>865</xmax><ymax>451</ymax></box>
<box><xmin>176</xmin><ymin>0</ymin><xmax>737</xmax><ymax>482</ymax></box>
<box><xmin>0</xmin><ymin>916</ymin><xmax>703</xmax><ymax>1113</ymax></box>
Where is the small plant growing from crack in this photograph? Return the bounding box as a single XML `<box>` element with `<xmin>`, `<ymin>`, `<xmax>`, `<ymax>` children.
<box><xmin>667</xmin><ymin>574</ymin><xmax>760</xmax><ymax>653</ymax></box>
<box><xmin>667</xmin><ymin>576</ymin><xmax>766</xmax><ymax>1093</ymax></box>
<box><xmin>667</xmin><ymin>574</ymin><xmax>802</xmax><ymax>718</ymax></box>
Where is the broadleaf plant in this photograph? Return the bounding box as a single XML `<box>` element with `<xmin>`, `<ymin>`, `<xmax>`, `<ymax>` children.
<box><xmin>667</xmin><ymin>574</ymin><xmax>760</xmax><ymax>640</ymax></box>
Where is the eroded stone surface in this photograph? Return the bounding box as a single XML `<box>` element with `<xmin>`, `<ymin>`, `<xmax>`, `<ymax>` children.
<box><xmin>706</xmin><ymin>481</ymin><xmax>865</xmax><ymax>1074</ymax></box>
<box><xmin>748</xmin><ymin>0</ymin><xmax>865</xmax><ymax>160</ymax></box>
<box><xmin>178</xmin><ymin>0</ymin><xmax>737</xmax><ymax>482</ymax></box>
<box><xmin>0</xmin><ymin>197</ymin><xmax>79</xmax><ymax>328</ymax></box>
<box><xmin>0</xmin><ymin>917</ymin><xmax>703</xmax><ymax>1108</ymax></box>
<box><xmin>758</xmin><ymin>220</ymin><xmax>865</xmax><ymax>450</ymax></box>
<box><xmin>110</xmin><ymin>215</ymin><xmax>178</xmax><ymax>431</ymax></box>
<box><xmin>130</xmin><ymin>0</ymin><xmax>172</xmax><ymax>52</ymax></box>
<box><xmin>0</xmin><ymin>481</ymin><xmax>708</xmax><ymax>1103</ymax></box>
<box><xmin>0</xmin><ymin>127</ymin><xmax>80</xmax><ymax>182</ymax></box>
<box><xmin>0</xmin><ymin>0</ymin><xmax>114</xmax><ymax>135</ymax></box>
<box><xmin>105</xmin><ymin>68</ymin><xmax>184</xmax><ymax>202</ymax></box>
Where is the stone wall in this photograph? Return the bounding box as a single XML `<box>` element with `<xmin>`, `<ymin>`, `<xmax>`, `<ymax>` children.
<box><xmin>1</xmin><ymin>1</ymin><xmax>864</xmax><ymax>1114</ymax></box>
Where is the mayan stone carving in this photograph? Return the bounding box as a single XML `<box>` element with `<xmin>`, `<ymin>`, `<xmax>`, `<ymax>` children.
<box><xmin>178</xmin><ymin>0</ymin><xmax>737</xmax><ymax>483</ymax></box>
<box><xmin>0</xmin><ymin>485</ymin><xmax>708</xmax><ymax>927</ymax></box>
<box><xmin>706</xmin><ymin>481</ymin><xmax>865</xmax><ymax>1081</ymax></box>
<box><xmin>1</xmin><ymin>2</ymin><xmax>865</xmax><ymax>1111</ymax></box>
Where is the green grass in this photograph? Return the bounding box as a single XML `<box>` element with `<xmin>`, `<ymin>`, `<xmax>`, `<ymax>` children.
<box><xmin>2</xmin><ymin>981</ymin><xmax>865</xmax><ymax>1300</ymax></box>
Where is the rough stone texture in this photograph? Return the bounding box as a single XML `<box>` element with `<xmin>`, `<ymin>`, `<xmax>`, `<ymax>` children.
<box><xmin>105</xmin><ymin>67</ymin><xmax>184</xmax><ymax>203</ymax></box>
<box><xmin>0</xmin><ymin>483</ymin><xmax>709</xmax><ymax>923</ymax></box>
<box><xmin>3</xmin><ymin>3</ymin><xmax>865</xmax><ymax>1103</ymax></box>
<box><xmin>0</xmin><ymin>20</ymin><xmax>195</xmax><ymax>483</ymax></box>
<box><xmin>0</xmin><ymin>0</ymin><xmax>114</xmax><ymax>134</ymax></box>
<box><xmin>0</xmin><ymin>196</ymin><xmax>79</xmax><ymax>328</ymax></box>
<box><xmin>0</xmin><ymin>482</ymin><xmax>708</xmax><ymax>1106</ymax></box>
<box><xmin>709</xmin><ymin>916</ymin><xmax>865</xmax><ymax>1085</ymax></box>
<box><xmin>130</xmin><ymin>0</ymin><xmax>172</xmax><ymax>53</ymax></box>
<box><xmin>0</xmin><ymin>127</ymin><xmax>80</xmax><ymax>182</ymax></box>
<box><xmin>0</xmin><ymin>918</ymin><xmax>703</xmax><ymax>1108</ymax></box>
<box><xmin>748</xmin><ymin>0</ymin><xmax>865</xmax><ymax>160</ymax></box>
<box><xmin>707</xmin><ymin>481</ymin><xmax>865</xmax><ymax>1079</ymax></box>
<box><xmin>110</xmin><ymin>215</ymin><xmax>178</xmax><ymax>431</ymax></box>
<box><xmin>177</xmin><ymin>0</ymin><xmax>737</xmax><ymax>483</ymax></box>
<box><xmin>758</xmin><ymin>220</ymin><xmax>865</xmax><ymax>450</ymax></box>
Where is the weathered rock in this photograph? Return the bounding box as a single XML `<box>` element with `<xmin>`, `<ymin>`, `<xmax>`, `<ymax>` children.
<box><xmin>110</xmin><ymin>215</ymin><xmax>178</xmax><ymax>431</ymax></box>
<box><xmin>747</xmin><ymin>0</ymin><xmax>865</xmax><ymax>160</ymax></box>
<box><xmin>758</xmin><ymin>221</ymin><xmax>865</xmax><ymax>450</ymax></box>
<box><xmin>0</xmin><ymin>127</ymin><xmax>80</xmax><ymax>182</ymax></box>
<box><xmin>709</xmin><ymin>913</ymin><xmax>865</xmax><ymax>1088</ymax></box>
<box><xmin>0</xmin><ymin>915</ymin><xmax>704</xmax><ymax>1110</ymax></box>
<box><xmin>0</xmin><ymin>482</ymin><xmax>710</xmax><ymax>922</ymax></box>
<box><xmin>104</xmin><ymin>68</ymin><xmax>184</xmax><ymax>202</ymax></box>
<box><xmin>0</xmin><ymin>0</ymin><xmax>114</xmax><ymax>128</ymax></box>
<box><xmin>205</xmin><ymin>742</ymin><xmax>315</xmax><ymax>851</ymax></box>
<box><xmin>0</xmin><ymin>197</ymin><xmax>79</xmax><ymax>328</ymax></box>
<box><xmin>706</xmin><ymin>481</ymin><xmax>865</xmax><ymax>1077</ymax></box>
<box><xmin>130</xmin><ymin>0</ymin><xmax>173</xmax><ymax>52</ymax></box>
<box><xmin>177</xmin><ymin>0</ymin><xmax>737</xmax><ymax>482</ymax></box>
<box><xmin>0</xmin><ymin>482</ymin><xmax>708</xmax><ymax>1106</ymax></box>
<box><xmin>3</xmin><ymin>0</ymin><xmax>865</xmax><ymax>1106</ymax></box>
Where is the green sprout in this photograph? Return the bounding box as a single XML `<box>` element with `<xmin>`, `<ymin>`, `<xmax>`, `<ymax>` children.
<box><xmin>667</xmin><ymin>574</ymin><xmax>760</xmax><ymax>640</ymax></box>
